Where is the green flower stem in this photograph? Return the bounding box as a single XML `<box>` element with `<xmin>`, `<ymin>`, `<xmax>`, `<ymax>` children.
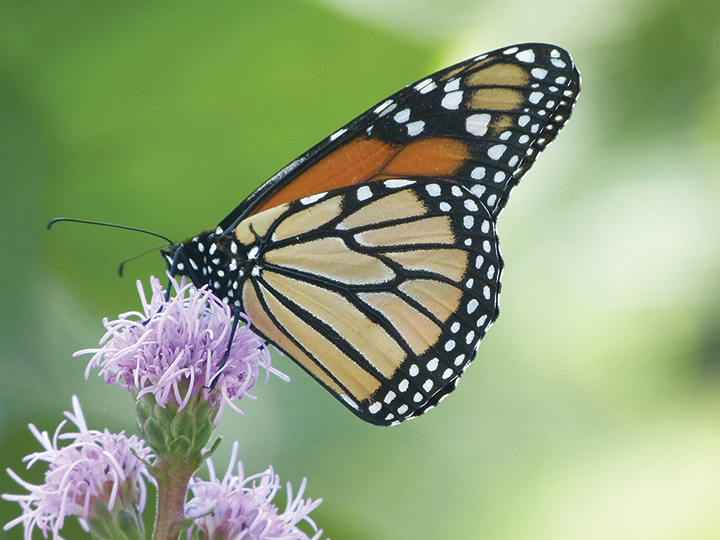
<box><xmin>135</xmin><ymin>389</ymin><xmax>221</xmax><ymax>540</ymax></box>
<box><xmin>152</xmin><ymin>455</ymin><xmax>196</xmax><ymax>540</ymax></box>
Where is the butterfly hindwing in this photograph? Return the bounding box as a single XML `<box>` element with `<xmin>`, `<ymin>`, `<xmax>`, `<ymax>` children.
<box><xmin>228</xmin><ymin>178</ymin><xmax>502</xmax><ymax>425</ymax></box>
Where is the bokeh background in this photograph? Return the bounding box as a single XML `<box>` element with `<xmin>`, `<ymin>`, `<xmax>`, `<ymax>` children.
<box><xmin>2</xmin><ymin>0</ymin><xmax>720</xmax><ymax>539</ymax></box>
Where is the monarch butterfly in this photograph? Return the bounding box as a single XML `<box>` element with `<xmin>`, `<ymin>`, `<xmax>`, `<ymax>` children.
<box><xmin>165</xmin><ymin>43</ymin><xmax>580</xmax><ymax>426</ymax></box>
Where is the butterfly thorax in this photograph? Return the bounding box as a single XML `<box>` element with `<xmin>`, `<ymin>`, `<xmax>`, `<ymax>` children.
<box><xmin>165</xmin><ymin>228</ymin><xmax>247</xmax><ymax>307</ymax></box>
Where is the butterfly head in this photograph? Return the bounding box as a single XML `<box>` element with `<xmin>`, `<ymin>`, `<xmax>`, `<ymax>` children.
<box><xmin>162</xmin><ymin>228</ymin><xmax>245</xmax><ymax>307</ymax></box>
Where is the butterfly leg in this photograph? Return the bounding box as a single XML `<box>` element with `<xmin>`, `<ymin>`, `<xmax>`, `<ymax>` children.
<box><xmin>140</xmin><ymin>248</ymin><xmax>182</xmax><ymax>326</ymax></box>
<box><xmin>164</xmin><ymin>247</ymin><xmax>186</xmax><ymax>301</ymax></box>
<box><xmin>207</xmin><ymin>306</ymin><xmax>243</xmax><ymax>389</ymax></box>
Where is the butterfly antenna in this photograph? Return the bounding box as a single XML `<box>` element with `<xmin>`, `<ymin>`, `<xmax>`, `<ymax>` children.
<box><xmin>118</xmin><ymin>243</ymin><xmax>172</xmax><ymax>277</ymax></box>
<box><xmin>47</xmin><ymin>218</ymin><xmax>173</xmax><ymax>244</ymax></box>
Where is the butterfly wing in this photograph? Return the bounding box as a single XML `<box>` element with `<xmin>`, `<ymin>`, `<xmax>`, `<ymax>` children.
<box><xmin>219</xmin><ymin>43</ymin><xmax>580</xmax><ymax>232</ymax></box>
<box><xmin>233</xmin><ymin>178</ymin><xmax>501</xmax><ymax>425</ymax></box>
<box><xmin>171</xmin><ymin>43</ymin><xmax>579</xmax><ymax>425</ymax></box>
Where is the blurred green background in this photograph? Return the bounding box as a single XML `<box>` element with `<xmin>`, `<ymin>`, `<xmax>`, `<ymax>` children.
<box><xmin>2</xmin><ymin>0</ymin><xmax>720</xmax><ymax>538</ymax></box>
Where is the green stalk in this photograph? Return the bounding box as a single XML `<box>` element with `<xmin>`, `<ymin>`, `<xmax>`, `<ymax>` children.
<box><xmin>152</xmin><ymin>456</ymin><xmax>196</xmax><ymax>540</ymax></box>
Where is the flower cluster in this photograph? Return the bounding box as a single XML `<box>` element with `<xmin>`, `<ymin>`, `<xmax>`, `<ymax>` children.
<box><xmin>77</xmin><ymin>276</ymin><xmax>285</xmax><ymax>422</ymax></box>
<box><xmin>186</xmin><ymin>442</ymin><xmax>324</xmax><ymax>540</ymax></box>
<box><xmin>3</xmin><ymin>396</ymin><xmax>153</xmax><ymax>540</ymax></box>
<box><xmin>4</xmin><ymin>277</ymin><xmax>326</xmax><ymax>540</ymax></box>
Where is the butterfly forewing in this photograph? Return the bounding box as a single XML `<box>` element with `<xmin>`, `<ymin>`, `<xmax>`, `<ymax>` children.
<box><xmin>219</xmin><ymin>43</ymin><xmax>580</xmax><ymax>230</ymax></box>
<box><xmin>232</xmin><ymin>178</ymin><xmax>501</xmax><ymax>425</ymax></box>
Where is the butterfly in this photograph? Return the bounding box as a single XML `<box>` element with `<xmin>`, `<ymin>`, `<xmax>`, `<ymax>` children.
<box><xmin>164</xmin><ymin>43</ymin><xmax>580</xmax><ymax>426</ymax></box>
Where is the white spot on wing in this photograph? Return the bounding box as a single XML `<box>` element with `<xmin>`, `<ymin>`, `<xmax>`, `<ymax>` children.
<box><xmin>394</xmin><ymin>108</ymin><xmax>411</xmax><ymax>123</ymax></box>
<box><xmin>488</xmin><ymin>144</ymin><xmax>506</xmax><ymax>160</ymax></box>
<box><xmin>384</xmin><ymin>179</ymin><xmax>415</xmax><ymax>189</ymax></box>
<box><xmin>330</xmin><ymin>128</ymin><xmax>347</xmax><ymax>141</ymax></box>
<box><xmin>426</xmin><ymin>183</ymin><xmax>441</xmax><ymax>197</ymax></box>
<box><xmin>378</xmin><ymin>102</ymin><xmax>397</xmax><ymax>118</ymax></box>
<box><xmin>470</xmin><ymin>185</ymin><xmax>486</xmax><ymax>198</ymax></box>
<box><xmin>357</xmin><ymin>185</ymin><xmax>373</xmax><ymax>201</ymax></box>
<box><xmin>515</xmin><ymin>49</ymin><xmax>535</xmax><ymax>63</ymax></box>
<box><xmin>414</xmin><ymin>78</ymin><xmax>436</xmax><ymax>93</ymax></box>
<box><xmin>300</xmin><ymin>192</ymin><xmax>327</xmax><ymax>205</ymax></box>
<box><xmin>466</xmin><ymin>113</ymin><xmax>491</xmax><ymax>136</ymax></box>
<box><xmin>444</xmin><ymin>79</ymin><xmax>460</xmax><ymax>92</ymax></box>
<box><xmin>407</xmin><ymin>120</ymin><xmax>425</xmax><ymax>136</ymax></box>
<box><xmin>441</xmin><ymin>91</ymin><xmax>463</xmax><ymax>110</ymax></box>
<box><xmin>466</xmin><ymin>330</ymin><xmax>475</xmax><ymax>344</ymax></box>
<box><xmin>374</xmin><ymin>99</ymin><xmax>394</xmax><ymax>114</ymax></box>
<box><xmin>529</xmin><ymin>91</ymin><xmax>544</xmax><ymax>104</ymax></box>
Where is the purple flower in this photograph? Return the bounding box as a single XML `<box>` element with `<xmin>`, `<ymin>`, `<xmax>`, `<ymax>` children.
<box><xmin>77</xmin><ymin>276</ymin><xmax>284</xmax><ymax>422</ymax></box>
<box><xmin>3</xmin><ymin>396</ymin><xmax>152</xmax><ymax>540</ymax></box>
<box><xmin>186</xmin><ymin>442</ymin><xmax>325</xmax><ymax>540</ymax></box>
